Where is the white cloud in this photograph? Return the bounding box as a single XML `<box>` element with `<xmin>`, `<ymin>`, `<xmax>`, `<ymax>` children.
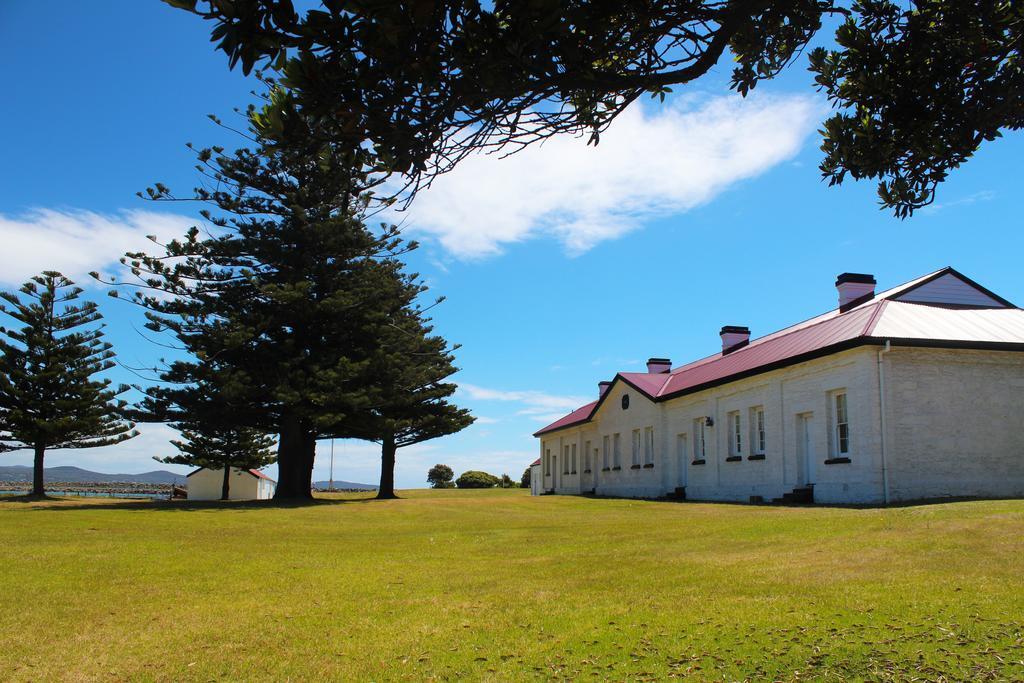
<box><xmin>398</xmin><ymin>93</ymin><xmax>820</xmax><ymax>258</ymax></box>
<box><xmin>457</xmin><ymin>383</ymin><xmax>590</xmax><ymax>422</ymax></box>
<box><xmin>0</xmin><ymin>208</ymin><xmax>195</xmax><ymax>286</ymax></box>
<box><xmin>920</xmin><ymin>190</ymin><xmax>996</xmax><ymax>215</ymax></box>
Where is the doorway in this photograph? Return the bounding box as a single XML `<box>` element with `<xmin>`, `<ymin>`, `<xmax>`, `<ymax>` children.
<box><xmin>796</xmin><ymin>413</ymin><xmax>815</xmax><ymax>485</ymax></box>
<box><xmin>675</xmin><ymin>433</ymin><xmax>688</xmax><ymax>488</ymax></box>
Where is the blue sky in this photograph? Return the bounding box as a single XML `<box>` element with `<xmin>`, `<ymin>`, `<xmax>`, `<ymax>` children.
<box><xmin>2</xmin><ymin>2</ymin><xmax>1023</xmax><ymax>488</ymax></box>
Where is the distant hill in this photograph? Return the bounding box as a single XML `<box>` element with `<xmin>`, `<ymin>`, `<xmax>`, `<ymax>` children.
<box><xmin>0</xmin><ymin>465</ymin><xmax>187</xmax><ymax>486</ymax></box>
<box><xmin>313</xmin><ymin>480</ymin><xmax>377</xmax><ymax>491</ymax></box>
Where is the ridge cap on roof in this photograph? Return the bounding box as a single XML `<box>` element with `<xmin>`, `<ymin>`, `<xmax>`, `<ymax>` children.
<box><xmin>617</xmin><ymin>370</ymin><xmax>675</xmax><ymax>396</ymax></box>
<box><xmin>863</xmin><ymin>298</ymin><xmax>889</xmax><ymax>337</ymax></box>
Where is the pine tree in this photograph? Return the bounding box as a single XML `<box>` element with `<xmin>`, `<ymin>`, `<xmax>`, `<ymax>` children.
<box><xmin>0</xmin><ymin>272</ymin><xmax>137</xmax><ymax>496</ymax></box>
<box><xmin>101</xmin><ymin>111</ymin><xmax>471</xmax><ymax>500</ymax></box>
<box><xmin>155</xmin><ymin>421</ymin><xmax>276</xmax><ymax>500</ymax></box>
<box><xmin>349</xmin><ymin>296</ymin><xmax>474</xmax><ymax>499</ymax></box>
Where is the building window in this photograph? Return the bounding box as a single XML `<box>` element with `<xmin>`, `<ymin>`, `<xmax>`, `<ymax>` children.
<box><xmin>693</xmin><ymin>418</ymin><xmax>706</xmax><ymax>461</ymax></box>
<box><xmin>545</xmin><ymin>449</ymin><xmax>551</xmax><ymax>476</ymax></box>
<box><xmin>584</xmin><ymin>440</ymin><xmax>591</xmax><ymax>472</ymax></box>
<box><xmin>832</xmin><ymin>391</ymin><xmax>850</xmax><ymax>456</ymax></box>
<box><xmin>563</xmin><ymin>445</ymin><xmax>570</xmax><ymax>474</ymax></box>
<box><xmin>631</xmin><ymin>429</ymin><xmax>641</xmax><ymax>467</ymax></box>
<box><xmin>750</xmin><ymin>406</ymin><xmax>766</xmax><ymax>455</ymax></box>
<box><xmin>643</xmin><ymin>426</ymin><xmax>655</xmax><ymax>466</ymax></box>
<box><xmin>602</xmin><ymin>435</ymin><xmax>610</xmax><ymax>469</ymax></box>
<box><xmin>728</xmin><ymin>411</ymin><xmax>742</xmax><ymax>456</ymax></box>
<box><xmin>571</xmin><ymin>443</ymin><xmax>577</xmax><ymax>474</ymax></box>
<box><xmin>613</xmin><ymin>433</ymin><xmax>621</xmax><ymax>468</ymax></box>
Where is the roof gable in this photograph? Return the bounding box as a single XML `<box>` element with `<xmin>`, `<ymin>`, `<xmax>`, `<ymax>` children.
<box><xmin>889</xmin><ymin>270</ymin><xmax>1013</xmax><ymax>308</ymax></box>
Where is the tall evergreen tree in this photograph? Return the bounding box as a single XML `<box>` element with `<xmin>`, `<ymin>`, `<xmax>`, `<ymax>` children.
<box><xmin>348</xmin><ymin>295</ymin><xmax>473</xmax><ymax>499</ymax></box>
<box><xmin>155</xmin><ymin>421</ymin><xmax>276</xmax><ymax>500</ymax></box>
<box><xmin>101</xmin><ymin>113</ymin><xmax>471</xmax><ymax>500</ymax></box>
<box><xmin>0</xmin><ymin>272</ymin><xmax>137</xmax><ymax>496</ymax></box>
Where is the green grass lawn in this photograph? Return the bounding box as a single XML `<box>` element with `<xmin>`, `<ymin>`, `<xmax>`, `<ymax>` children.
<box><xmin>1</xmin><ymin>490</ymin><xmax>1023</xmax><ymax>681</ymax></box>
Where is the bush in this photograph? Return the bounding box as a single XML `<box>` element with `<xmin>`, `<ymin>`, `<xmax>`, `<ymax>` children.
<box><xmin>427</xmin><ymin>463</ymin><xmax>455</xmax><ymax>489</ymax></box>
<box><xmin>499</xmin><ymin>473</ymin><xmax>514</xmax><ymax>488</ymax></box>
<box><xmin>520</xmin><ymin>467</ymin><xmax>531</xmax><ymax>488</ymax></box>
<box><xmin>455</xmin><ymin>470</ymin><xmax>500</xmax><ymax>489</ymax></box>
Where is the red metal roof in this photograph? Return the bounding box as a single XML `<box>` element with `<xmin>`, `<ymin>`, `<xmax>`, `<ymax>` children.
<box><xmin>248</xmin><ymin>469</ymin><xmax>274</xmax><ymax>482</ymax></box>
<box><xmin>534</xmin><ymin>267</ymin><xmax>1023</xmax><ymax>437</ymax></box>
<box><xmin>530</xmin><ymin>458</ymin><xmax>541</xmax><ymax>467</ymax></box>
<box><xmin>186</xmin><ymin>466</ymin><xmax>276</xmax><ymax>483</ymax></box>
<box><xmin>534</xmin><ymin>401</ymin><xmax>598</xmax><ymax>436</ymax></box>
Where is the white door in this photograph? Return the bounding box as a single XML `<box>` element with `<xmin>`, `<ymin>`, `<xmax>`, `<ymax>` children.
<box><xmin>675</xmin><ymin>434</ymin><xmax>688</xmax><ymax>488</ymax></box>
<box><xmin>798</xmin><ymin>414</ymin><xmax>815</xmax><ymax>485</ymax></box>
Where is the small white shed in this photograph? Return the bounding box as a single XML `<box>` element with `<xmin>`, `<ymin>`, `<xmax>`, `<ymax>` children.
<box><xmin>529</xmin><ymin>458</ymin><xmax>542</xmax><ymax>496</ymax></box>
<box><xmin>186</xmin><ymin>467</ymin><xmax>276</xmax><ymax>501</ymax></box>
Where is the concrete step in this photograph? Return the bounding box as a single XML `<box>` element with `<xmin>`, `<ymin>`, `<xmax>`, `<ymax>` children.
<box><xmin>773</xmin><ymin>486</ymin><xmax>814</xmax><ymax>504</ymax></box>
<box><xmin>665</xmin><ymin>486</ymin><xmax>687</xmax><ymax>500</ymax></box>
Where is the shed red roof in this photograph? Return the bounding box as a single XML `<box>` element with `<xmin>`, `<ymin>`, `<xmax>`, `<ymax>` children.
<box><xmin>186</xmin><ymin>466</ymin><xmax>276</xmax><ymax>483</ymax></box>
<box><xmin>534</xmin><ymin>267</ymin><xmax>1023</xmax><ymax>437</ymax></box>
<box><xmin>248</xmin><ymin>469</ymin><xmax>274</xmax><ymax>482</ymax></box>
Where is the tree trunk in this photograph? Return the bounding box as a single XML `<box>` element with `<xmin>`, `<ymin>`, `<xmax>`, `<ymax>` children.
<box><xmin>274</xmin><ymin>414</ymin><xmax>316</xmax><ymax>501</ymax></box>
<box><xmin>376</xmin><ymin>434</ymin><xmax>398</xmax><ymax>499</ymax></box>
<box><xmin>221</xmin><ymin>465</ymin><xmax>231</xmax><ymax>501</ymax></box>
<box><xmin>31</xmin><ymin>442</ymin><xmax>46</xmax><ymax>497</ymax></box>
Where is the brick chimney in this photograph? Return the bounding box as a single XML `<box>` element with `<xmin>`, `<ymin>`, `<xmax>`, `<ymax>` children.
<box><xmin>720</xmin><ymin>326</ymin><xmax>750</xmax><ymax>354</ymax></box>
<box><xmin>598</xmin><ymin>381</ymin><xmax>612</xmax><ymax>398</ymax></box>
<box><xmin>646</xmin><ymin>357</ymin><xmax>671</xmax><ymax>374</ymax></box>
<box><xmin>836</xmin><ymin>272</ymin><xmax>876</xmax><ymax>311</ymax></box>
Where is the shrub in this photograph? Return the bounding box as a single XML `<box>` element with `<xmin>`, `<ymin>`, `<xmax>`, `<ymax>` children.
<box><xmin>455</xmin><ymin>470</ymin><xmax>499</xmax><ymax>489</ymax></box>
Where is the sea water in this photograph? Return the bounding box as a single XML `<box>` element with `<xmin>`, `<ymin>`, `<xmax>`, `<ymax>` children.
<box><xmin>0</xmin><ymin>490</ymin><xmax>165</xmax><ymax>499</ymax></box>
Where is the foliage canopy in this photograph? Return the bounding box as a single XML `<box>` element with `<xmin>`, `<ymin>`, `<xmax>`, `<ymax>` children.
<box><xmin>169</xmin><ymin>0</ymin><xmax>1024</xmax><ymax>216</ymax></box>
<box><xmin>456</xmin><ymin>470</ymin><xmax>500</xmax><ymax>488</ymax></box>
<box><xmin>427</xmin><ymin>463</ymin><xmax>455</xmax><ymax>488</ymax></box>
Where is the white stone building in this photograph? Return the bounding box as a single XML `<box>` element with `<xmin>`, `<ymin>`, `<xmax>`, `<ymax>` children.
<box><xmin>533</xmin><ymin>268</ymin><xmax>1024</xmax><ymax>505</ymax></box>
<box><xmin>186</xmin><ymin>467</ymin><xmax>276</xmax><ymax>501</ymax></box>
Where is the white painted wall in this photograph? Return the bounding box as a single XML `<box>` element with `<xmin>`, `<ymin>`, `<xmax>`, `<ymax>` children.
<box><xmin>187</xmin><ymin>468</ymin><xmax>276</xmax><ymax>501</ymax></box>
<box><xmin>885</xmin><ymin>348</ymin><xmax>1024</xmax><ymax>501</ymax></box>
<box><xmin>661</xmin><ymin>347</ymin><xmax>884</xmax><ymax>504</ymax></box>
